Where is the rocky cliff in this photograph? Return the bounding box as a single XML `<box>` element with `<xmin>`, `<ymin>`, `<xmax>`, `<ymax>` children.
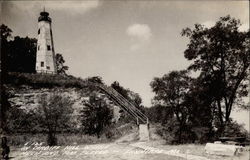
<box><xmin>5</xmin><ymin>73</ymin><xmax>121</xmax><ymax>126</ymax></box>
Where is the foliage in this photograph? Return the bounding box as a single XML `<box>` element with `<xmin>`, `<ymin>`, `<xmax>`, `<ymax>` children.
<box><xmin>145</xmin><ymin>105</ymin><xmax>170</xmax><ymax>124</ymax></box>
<box><xmin>1</xmin><ymin>24</ymin><xmax>69</xmax><ymax>74</ymax></box>
<box><xmin>183</xmin><ymin>77</ymin><xmax>215</xmax><ymax>142</ymax></box>
<box><xmin>222</xmin><ymin>120</ymin><xmax>248</xmax><ymax>137</ymax></box>
<box><xmin>149</xmin><ymin>16</ymin><xmax>249</xmax><ymax>144</ymax></box>
<box><xmin>86</xmin><ymin>76</ymin><xmax>104</xmax><ymax>84</ymax></box>
<box><xmin>6</xmin><ymin>106</ymin><xmax>41</xmax><ymax>133</ymax></box>
<box><xmin>1</xmin><ymin>24</ymin><xmax>37</xmax><ymax>73</ymax></box>
<box><xmin>37</xmin><ymin>93</ymin><xmax>73</xmax><ymax>146</ymax></box>
<box><xmin>181</xmin><ymin>15</ymin><xmax>250</xmax><ymax>126</ymax></box>
<box><xmin>111</xmin><ymin>81</ymin><xmax>129</xmax><ymax>99</ymax></box>
<box><xmin>150</xmin><ymin>70</ymin><xmax>193</xmax><ymax>143</ymax></box>
<box><xmin>7</xmin><ymin>36</ymin><xmax>37</xmax><ymax>73</ymax></box>
<box><xmin>1</xmin><ymin>24</ymin><xmax>12</xmax><ymax>76</ymax></box>
<box><xmin>0</xmin><ymin>24</ymin><xmax>12</xmax><ymax>41</ymax></box>
<box><xmin>80</xmin><ymin>93</ymin><xmax>113</xmax><ymax>138</ymax></box>
<box><xmin>55</xmin><ymin>53</ymin><xmax>69</xmax><ymax>75</ymax></box>
<box><xmin>111</xmin><ymin>81</ymin><xmax>145</xmax><ymax>123</ymax></box>
<box><xmin>6</xmin><ymin>72</ymin><xmax>88</xmax><ymax>89</ymax></box>
<box><xmin>0</xmin><ymin>86</ymin><xmax>11</xmax><ymax>134</ymax></box>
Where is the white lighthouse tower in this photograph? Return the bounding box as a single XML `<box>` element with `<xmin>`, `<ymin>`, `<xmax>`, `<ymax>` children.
<box><xmin>36</xmin><ymin>10</ymin><xmax>57</xmax><ymax>74</ymax></box>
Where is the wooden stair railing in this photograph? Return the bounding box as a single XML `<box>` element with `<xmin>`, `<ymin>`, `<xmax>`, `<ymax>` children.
<box><xmin>84</xmin><ymin>82</ymin><xmax>148</xmax><ymax>125</ymax></box>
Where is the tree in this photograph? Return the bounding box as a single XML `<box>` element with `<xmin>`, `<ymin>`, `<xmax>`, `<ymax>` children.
<box><xmin>55</xmin><ymin>53</ymin><xmax>69</xmax><ymax>75</ymax></box>
<box><xmin>7</xmin><ymin>36</ymin><xmax>37</xmax><ymax>73</ymax></box>
<box><xmin>6</xmin><ymin>104</ymin><xmax>41</xmax><ymax>133</ymax></box>
<box><xmin>145</xmin><ymin>104</ymin><xmax>170</xmax><ymax>124</ymax></box>
<box><xmin>111</xmin><ymin>81</ymin><xmax>129</xmax><ymax>99</ymax></box>
<box><xmin>80</xmin><ymin>93</ymin><xmax>113</xmax><ymax>138</ymax></box>
<box><xmin>111</xmin><ymin>81</ymin><xmax>143</xmax><ymax>107</ymax></box>
<box><xmin>111</xmin><ymin>81</ymin><xmax>145</xmax><ymax>123</ymax></box>
<box><xmin>183</xmin><ymin>77</ymin><xmax>216</xmax><ymax>142</ymax></box>
<box><xmin>87</xmin><ymin>76</ymin><xmax>104</xmax><ymax>84</ymax></box>
<box><xmin>0</xmin><ymin>87</ymin><xmax>11</xmax><ymax>134</ymax></box>
<box><xmin>1</xmin><ymin>24</ymin><xmax>12</xmax><ymax>76</ymax></box>
<box><xmin>1</xmin><ymin>24</ymin><xmax>37</xmax><ymax>73</ymax></box>
<box><xmin>181</xmin><ymin>15</ymin><xmax>250</xmax><ymax>130</ymax></box>
<box><xmin>150</xmin><ymin>70</ymin><xmax>192</xmax><ymax>143</ymax></box>
<box><xmin>37</xmin><ymin>93</ymin><xmax>73</xmax><ymax>146</ymax></box>
<box><xmin>0</xmin><ymin>24</ymin><xmax>12</xmax><ymax>145</ymax></box>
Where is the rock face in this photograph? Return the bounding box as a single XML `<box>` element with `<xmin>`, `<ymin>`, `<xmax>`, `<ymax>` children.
<box><xmin>8</xmin><ymin>85</ymin><xmax>121</xmax><ymax>125</ymax></box>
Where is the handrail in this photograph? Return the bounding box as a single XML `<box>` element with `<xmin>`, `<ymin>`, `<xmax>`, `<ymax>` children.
<box><xmin>99</xmin><ymin>85</ymin><xmax>147</xmax><ymax>124</ymax></box>
<box><xmin>98</xmin><ymin>84</ymin><xmax>148</xmax><ymax>123</ymax></box>
<box><xmin>84</xmin><ymin>81</ymin><xmax>149</xmax><ymax>124</ymax></box>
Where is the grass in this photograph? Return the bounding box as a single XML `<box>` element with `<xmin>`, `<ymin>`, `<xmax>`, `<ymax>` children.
<box><xmin>6</xmin><ymin>72</ymin><xmax>88</xmax><ymax>88</ymax></box>
<box><xmin>7</xmin><ymin>123</ymin><xmax>137</xmax><ymax>147</ymax></box>
<box><xmin>144</xmin><ymin>140</ymin><xmax>250</xmax><ymax>160</ymax></box>
<box><xmin>8</xmin><ymin>133</ymin><xmax>112</xmax><ymax>147</ymax></box>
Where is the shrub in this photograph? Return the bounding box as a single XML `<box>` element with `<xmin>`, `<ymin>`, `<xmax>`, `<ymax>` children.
<box><xmin>37</xmin><ymin>92</ymin><xmax>73</xmax><ymax>146</ymax></box>
<box><xmin>80</xmin><ymin>93</ymin><xmax>113</xmax><ymax>138</ymax></box>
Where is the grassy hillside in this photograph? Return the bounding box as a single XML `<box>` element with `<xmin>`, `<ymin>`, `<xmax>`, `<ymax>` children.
<box><xmin>5</xmin><ymin>72</ymin><xmax>90</xmax><ymax>89</ymax></box>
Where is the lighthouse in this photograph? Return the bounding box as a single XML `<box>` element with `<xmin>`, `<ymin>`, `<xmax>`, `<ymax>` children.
<box><xmin>36</xmin><ymin>10</ymin><xmax>57</xmax><ymax>74</ymax></box>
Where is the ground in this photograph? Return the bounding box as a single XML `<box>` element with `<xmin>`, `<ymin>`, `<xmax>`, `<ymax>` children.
<box><xmin>9</xmin><ymin>132</ymin><xmax>249</xmax><ymax>160</ymax></box>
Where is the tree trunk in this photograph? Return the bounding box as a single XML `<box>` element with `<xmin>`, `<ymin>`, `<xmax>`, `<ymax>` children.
<box><xmin>217</xmin><ymin>100</ymin><xmax>224</xmax><ymax>127</ymax></box>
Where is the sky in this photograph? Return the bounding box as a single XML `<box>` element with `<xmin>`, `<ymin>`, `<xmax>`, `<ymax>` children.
<box><xmin>1</xmin><ymin>0</ymin><xmax>249</xmax><ymax>130</ymax></box>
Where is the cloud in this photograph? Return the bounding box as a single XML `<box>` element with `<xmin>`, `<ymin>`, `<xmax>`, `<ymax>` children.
<box><xmin>127</xmin><ymin>24</ymin><xmax>152</xmax><ymax>41</ymax></box>
<box><xmin>126</xmin><ymin>24</ymin><xmax>152</xmax><ymax>51</ymax></box>
<box><xmin>11</xmin><ymin>1</ymin><xmax>100</xmax><ymax>15</ymax></box>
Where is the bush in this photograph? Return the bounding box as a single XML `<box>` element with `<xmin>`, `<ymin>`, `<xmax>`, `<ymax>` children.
<box><xmin>6</xmin><ymin>105</ymin><xmax>42</xmax><ymax>133</ymax></box>
<box><xmin>36</xmin><ymin>92</ymin><xmax>74</xmax><ymax>146</ymax></box>
<box><xmin>80</xmin><ymin>93</ymin><xmax>113</xmax><ymax>138</ymax></box>
<box><xmin>222</xmin><ymin>120</ymin><xmax>248</xmax><ymax>137</ymax></box>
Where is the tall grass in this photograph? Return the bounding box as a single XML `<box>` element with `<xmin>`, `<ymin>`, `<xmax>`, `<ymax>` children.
<box><xmin>6</xmin><ymin>72</ymin><xmax>89</xmax><ymax>89</ymax></box>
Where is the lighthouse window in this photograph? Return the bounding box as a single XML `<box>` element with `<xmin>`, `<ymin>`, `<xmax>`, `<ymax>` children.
<box><xmin>47</xmin><ymin>45</ymin><xmax>51</xmax><ymax>51</ymax></box>
<box><xmin>46</xmin><ymin>66</ymin><xmax>50</xmax><ymax>70</ymax></box>
<box><xmin>38</xmin><ymin>45</ymin><xmax>40</xmax><ymax>50</ymax></box>
<box><xmin>38</xmin><ymin>29</ymin><xmax>40</xmax><ymax>34</ymax></box>
<box><xmin>41</xmin><ymin>62</ymin><xmax>44</xmax><ymax>67</ymax></box>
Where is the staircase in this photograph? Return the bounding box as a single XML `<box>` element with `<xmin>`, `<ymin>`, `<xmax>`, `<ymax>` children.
<box><xmin>85</xmin><ymin>82</ymin><xmax>150</xmax><ymax>141</ymax></box>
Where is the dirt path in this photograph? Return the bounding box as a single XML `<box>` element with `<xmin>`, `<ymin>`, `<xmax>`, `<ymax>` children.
<box><xmin>10</xmin><ymin>142</ymin><xmax>185</xmax><ymax>160</ymax></box>
<box><xmin>9</xmin><ymin>141</ymin><xmax>249</xmax><ymax>160</ymax></box>
<box><xmin>8</xmin><ymin>128</ymin><xmax>248</xmax><ymax>160</ymax></box>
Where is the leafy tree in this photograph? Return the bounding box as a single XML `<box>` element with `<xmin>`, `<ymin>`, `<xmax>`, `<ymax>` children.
<box><xmin>1</xmin><ymin>24</ymin><xmax>69</xmax><ymax>74</ymax></box>
<box><xmin>150</xmin><ymin>70</ymin><xmax>192</xmax><ymax>143</ymax></box>
<box><xmin>223</xmin><ymin>120</ymin><xmax>248</xmax><ymax>137</ymax></box>
<box><xmin>80</xmin><ymin>93</ymin><xmax>113</xmax><ymax>138</ymax></box>
<box><xmin>6</xmin><ymin>105</ymin><xmax>41</xmax><ymax>133</ymax></box>
<box><xmin>111</xmin><ymin>81</ymin><xmax>143</xmax><ymax>107</ymax></box>
<box><xmin>0</xmin><ymin>87</ymin><xmax>11</xmax><ymax>134</ymax></box>
<box><xmin>111</xmin><ymin>81</ymin><xmax>145</xmax><ymax>123</ymax></box>
<box><xmin>111</xmin><ymin>81</ymin><xmax>129</xmax><ymax>99</ymax></box>
<box><xmin>183</xmin><ymin>76</ymin><xmax>216</xmax><ymax>142</ymax></box>
<box><xmin>1</xmin><ymin>24</ymin><xmax>12</xmax><ymax>76</ymax></box>
<box><xmin>87</xmin><ymin>76</ymin><xmax>104</xmax><ymax>84</ymax></box>
<box><xmin>37</xmin><ymin>93</ymin><xmax>73</xmax><ymax>146</ymax></box>
<box><xmin>1</xmin><ymin>24</ymin><xmax>37</xmax><ymax>73</ymax></box>
<box><xmin>145</xmin><ymin>104</ymin><xmax>170</xmax><ymax>124</ymax></box>
<box><xmin>7</xmin><ymin>36</ymin><xmax>37</xmax><ymax>73</ymax></box>
<box><xmin>181</xmin><ymin>15</ymin><xmax>250</xmax><ymax>129</ymax></box>
<box><xmin>0</xmin><ymin>24</ymin><xmax>12</xmax><ymax>136</ymax></box>
<box><xmin>55</xmin><ymin>53</ymin><xmax>69</xmax><ymax>75</ymax></box>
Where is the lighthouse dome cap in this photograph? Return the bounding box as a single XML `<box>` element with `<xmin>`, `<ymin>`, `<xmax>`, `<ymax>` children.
<box><xmin>38</xmin><ymin>11</ymin><xmax>51</xmax><ymax>22</ymax></box>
